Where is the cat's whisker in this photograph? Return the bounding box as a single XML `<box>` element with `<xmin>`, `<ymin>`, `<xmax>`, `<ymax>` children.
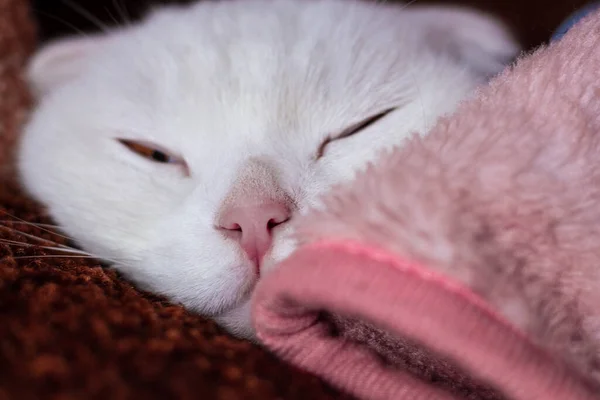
<box><xmin>0</xmin><ymin>217</ymin><xmax>149</xmax><ymax>265</ymax></box>
<box><xmin>10</xmin><ymin>253</ymin><xmax>135</xmax><ymax>267</ymax></box>
<box><xmin>12</xmin><ymin>255</ymin><xmax>101</xmax><ymax>260</ymax></box>
<box><xmin>0</xmin><ymin>238</ymin><xmax>44</xmax><ymax>247</ymax></box>
<box><xmin>112</xmin><ymin>0</ymin><xmax>132</xmax><ymax>26</ymax></box>
<box><xmin>0</xmin><ymin>227</ymin><xmax>69</xmax><ymax>248</ymax></box>
<box><xmin>398</xmin><ymin>0</ymin><xmax>419</xmax><ymax>11</ymax></box>
<box><xmin>0</xmin><ymin>211</ymin><xmax>76</xmax><ymax>242</ymax></box>
<box><xmin>0</xmin><ymin>238</ymin><xmax>89</xmax><ymax>255</ymax></box>
<box><xmin>61</xmin><ymin>0</ymin><xmax>111</xmax><ymax>32</ymax></box>
<box><xmin>0</xmin><ymin>223</ymin><xmax>75</xmax><ymax>248</ymax></box>
<box><xmin>0</xmin><ymin>232</ymin><xmax>132</xmax><ymax>266</ymax></box>
<box><xmin>0</xmin><ymin>218</ymin><xmax>63</xmax><ymax>230</ymax></box>
<box><xmin>30</xmin><ymin>8</ymin><xmax>90</xmax><ymax>37</ymax></box>
<box><xmin>0</xmin><ymin>217</ymin><xmax>129</xmax><ymax>260</ymax></box>
<box><xmin>0</xmin><ymin>209</ymin><xmax>151</xmax><ymax>246</ymax></box>
<box><xmin>28</xmin><ymin>222</ymin><xmax>63</xmax><ymax>229</ymax></box>
<box><xmin>104</xmin><ymin>7</ymin><xmax>121</xmax><ymax>26</ymax></box>
<box><xmin>0</xmin><ymin>235</ymin><xmax>89</xmax><ymax>253</ymax></box>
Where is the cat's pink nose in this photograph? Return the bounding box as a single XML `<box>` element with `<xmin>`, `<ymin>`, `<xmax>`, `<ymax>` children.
<box><xmin>218</xmin><ymin>202</ymin><xmax>291</xmax><ymax>271</ymax></box>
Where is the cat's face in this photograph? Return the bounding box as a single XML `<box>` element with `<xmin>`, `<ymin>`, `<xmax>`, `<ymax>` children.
<box><xmin>18</xmin><ymin>0</ymin><xmax>518</xmax><ymax>338</ymax></box>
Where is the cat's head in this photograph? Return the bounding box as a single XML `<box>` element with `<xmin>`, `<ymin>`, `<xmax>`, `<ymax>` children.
<box><xmin>18</xmin><ymin>0</ymin><xmax>518</xmax><ymax>338</ymax></box>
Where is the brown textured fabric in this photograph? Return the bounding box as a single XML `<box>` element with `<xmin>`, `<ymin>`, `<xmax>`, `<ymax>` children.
<box><xmin>0</xmin><ymin>1</ymin><xmax>350</xmax><ymax>399</ymax></box>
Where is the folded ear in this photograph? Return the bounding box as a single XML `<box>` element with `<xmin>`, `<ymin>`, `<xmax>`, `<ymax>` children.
<box><xmin>27</xmin><ymin>35</ymin><xmax>105</xmax><ymax>97</ymax></box>
<box><xmin>408</xmin><ymin>6</ymin><xmax>521</xmax><ymax>80</ymax></box>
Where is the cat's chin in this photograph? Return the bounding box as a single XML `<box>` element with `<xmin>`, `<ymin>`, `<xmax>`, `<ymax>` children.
<box><xmin>215</xmin><ymin>298</ymin><xmax>256</xmax><ymax>340</ymax></box>
<box><xmin>213</xmin><ymin>250</ymin><xmax>293</xmax><ymax>340</ymax></box>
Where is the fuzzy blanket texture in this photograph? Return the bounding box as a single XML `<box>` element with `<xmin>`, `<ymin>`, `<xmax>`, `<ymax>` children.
<box><xmin>253</xmin><ymin>8</ymin><xmax>600</xmax><ymax>400</ymax></box>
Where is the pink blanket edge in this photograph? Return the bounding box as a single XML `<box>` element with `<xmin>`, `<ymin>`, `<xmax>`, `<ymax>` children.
<box><xmin>253</xmin><ymin>241</ymin><xmax>596</xmax><ymax>400</ymax></box>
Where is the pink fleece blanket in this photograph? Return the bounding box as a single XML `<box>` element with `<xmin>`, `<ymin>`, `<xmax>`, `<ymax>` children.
<box><xmin>252</xmin><ymin>10</ymin><xmax>600</xmax><ymax>400</ymax></box>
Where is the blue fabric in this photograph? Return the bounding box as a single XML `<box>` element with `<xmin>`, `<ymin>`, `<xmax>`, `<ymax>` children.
<box><xmin>551</xmin><ymin>2</ymin><xmax>600</xmax><ymax>41</ymax></box>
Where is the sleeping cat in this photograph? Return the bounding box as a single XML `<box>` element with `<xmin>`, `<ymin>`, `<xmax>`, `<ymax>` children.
<box><xmin>17</xmin><ymin>0</ymin><xmax>518</xmax><ymax>339</ymax></box>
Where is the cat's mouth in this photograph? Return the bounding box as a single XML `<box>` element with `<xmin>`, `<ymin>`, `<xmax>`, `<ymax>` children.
<box><xmin>251</xmin><ymin>255</ymin><xmax>263</xmax><ymax>277</ymax></box>
<box><xmin>250</xmin><ymin>256</ymin><xmax>267</xmax><ymax>278</ymax></box>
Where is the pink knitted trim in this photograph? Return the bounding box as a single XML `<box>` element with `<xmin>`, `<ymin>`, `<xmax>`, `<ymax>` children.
<box><xmin>253</xmin><ymin>240</ymin><xmax>595</xmax><ymax>400</ymax></box>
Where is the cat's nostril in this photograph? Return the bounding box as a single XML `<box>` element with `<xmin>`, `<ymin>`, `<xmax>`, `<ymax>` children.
<box><xmin>221</xmin><ymin>217</ymin><xmax>289</xmax><ymax>232</ymax></box>
<box><xmin>218</xmin><ymin>202</ymin><xmax>291</xmax><ymax>234</ymax></box>
<box><xmin>229</xmin><ymin>223</ymin><xmax>242</xmax><ymax>232</ymax></box>
<box><xmin>218</xmin><ymin>221</ymin><xmax>242</xmax><ymax>231</ymax></box>
<box><xmin>267</xmin><ymin>216</ymin><xmax>290</xmax><ymax>230</ymax></box>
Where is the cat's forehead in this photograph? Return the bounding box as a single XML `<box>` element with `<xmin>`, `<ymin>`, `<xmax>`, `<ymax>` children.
<box><xmin>67</xmin><ymin>0</ymin><xmax>454</xmax><ymax>147</ymax></box>
<box><xmin>100</xmin><ymin>0</ymin><xmax>423</xmax><ymax>113</ymax></box>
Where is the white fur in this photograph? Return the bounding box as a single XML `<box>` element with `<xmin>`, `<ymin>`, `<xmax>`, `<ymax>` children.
<box><xmin>18</xmin><ymin>0</ymin><xmax>518</xmax><ymax>339</ymax></box>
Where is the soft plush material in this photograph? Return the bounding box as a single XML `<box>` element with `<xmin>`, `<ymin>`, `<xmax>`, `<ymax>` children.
<box><xmin>253</xmin><ymin>9</ymin><xmax>600</xmax><ymax>400</ymax></box>
<box><xmin>0</xmin><ymin>1</ymin><xmax>347</xmax><ymax>399</ymax></box>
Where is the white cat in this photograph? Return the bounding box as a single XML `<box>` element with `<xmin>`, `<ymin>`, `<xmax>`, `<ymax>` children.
<box><xmin>18</xmin><ymin>0</ymin><xmax>518</xmax><ymax>339</ymax></box>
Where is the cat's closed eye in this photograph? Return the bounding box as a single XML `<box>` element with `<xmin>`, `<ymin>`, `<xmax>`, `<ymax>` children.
<box><xmin>316</xmin><ymin>107</ymin><xmax>396</xmax><ymax>159</ymax></box>
<box><xmin>118</xmin><ymin>139</ymin><xmax>187</xmax><ymax>169</ymax></box>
